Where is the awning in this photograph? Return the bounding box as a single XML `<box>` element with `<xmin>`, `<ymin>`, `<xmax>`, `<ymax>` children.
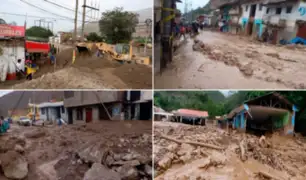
<box><xmin>26</xmin><ymin>41</ymin><xmax>50</xmax><ymax>53</ymax></box>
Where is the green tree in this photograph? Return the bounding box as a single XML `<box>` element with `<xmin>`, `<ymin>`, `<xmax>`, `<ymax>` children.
<box><xmin>26</xmin><ymin>26</ymin><xmax>53</xmax><ymax>38</ymax></box>
<box><xmin>86</xmin><ymin>32</ymin><xmax>103</xmax><ymax>42</ymax></box>
<box><xmin>99</xmin><ymin>7</ymin><xmax>139</xmax><ymax>44</ymax></box>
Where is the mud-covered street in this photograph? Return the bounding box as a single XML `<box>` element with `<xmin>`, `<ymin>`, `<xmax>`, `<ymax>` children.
<box><xmin>154</xmin><ymin>121</ymin><xmax>306</xmax><ymax>180</ymax></box>
<box><xmin>0</xmin><ymin>121</ymin><xmax>152</xmax><ymax>180</ymax></box>
<box><xmin>155</xmin><ymin>31</ymin><xmax>306</xmax><ymax>89</ymax></box>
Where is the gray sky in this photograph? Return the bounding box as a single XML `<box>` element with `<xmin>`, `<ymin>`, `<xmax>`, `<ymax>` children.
<box><xmin>0</xmin><ymin>0</ymin><xmax>151</xmax><ymax>32</ymax></box>
<box><xmin>177</xmin><ymin>0</ymin><xmax>209</xmax><ymax>12</ymax></box>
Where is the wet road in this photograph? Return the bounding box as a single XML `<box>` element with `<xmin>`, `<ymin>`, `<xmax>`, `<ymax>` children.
<box><xmin>155</xmin><ymin>31</ymin><xmax>306</xmax><ymax>89</ymax></box>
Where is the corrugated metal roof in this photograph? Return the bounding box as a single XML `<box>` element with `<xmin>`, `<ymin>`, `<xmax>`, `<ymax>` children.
<box><xmin>176</xmin><ymin>109</ymin><xmax>209</xmax><ymax>117</ymax></box>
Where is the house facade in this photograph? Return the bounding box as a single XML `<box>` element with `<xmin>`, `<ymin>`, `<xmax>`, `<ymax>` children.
<box><xmin>29</xmin><ymin>101</ymin><xmax>67</xmax><ymax>123</ymax></box>
<box><xmin>262</xmin><ymin>0</ymin><xmax>306</xmax><ymax>44</ymax></box>
<box><xmin>63</xmin><ymin>91</ymin><xmax>152</xmax><ymax>124</ymax></box>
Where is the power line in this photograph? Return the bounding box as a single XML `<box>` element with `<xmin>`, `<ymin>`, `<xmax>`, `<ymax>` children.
<box><xmin>42</xmin><ymin>0</ymin><xmax>97</xmax><ymax>20</ymax></box>
<box><xmin>19</xmin><ymin>0</ymin><xmax>89</xmax><ymax>23</ymax></box>
<box><xmin>0</xmin><ymin>12</ymin><xmax>66</xmax><ymax>21</ymax></box>
<box><xmin>20</xmin><ymin>0</ymin><xmax>75</xmax><ymax>21</ymax></box>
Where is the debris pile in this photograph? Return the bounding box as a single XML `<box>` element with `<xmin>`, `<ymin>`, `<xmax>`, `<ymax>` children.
<box><xmin>193</xmin><ymin>39</ymin><xmax>254</xmax><ymax>77</ymax></box>
<box><xmin>0</xmin><ymin>121</ymin><xmax>152</xmax><ymax>180</ymax></box>
<box><xmin>154</xmin><ymin>122</ymin><xmax>306</xmax><ymax>180</ymax></box>
<box><xmin>5</xmin><ymin>46</ymin><xmax>152</xmax><ymax>89</ymax></box>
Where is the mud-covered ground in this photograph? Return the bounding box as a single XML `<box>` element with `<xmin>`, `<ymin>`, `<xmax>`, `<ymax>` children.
<box><xmin>0</xmin><ymin>48</ymin><xmax>152</xmax><ymax>89</ymax></box>
<box><xmin>0</xmin><ymin>120</ymin><xmax>152</xmax><ymax>180</ymax></box>
<box><xmin>154</xmin><ymin>121</ymin><xmax>306</xmax><ymax>180</ymax></box>
<box><xmin>155</xmin><ymin>30</ymin><xmax>306</xmax><ymax>89</ymax></box>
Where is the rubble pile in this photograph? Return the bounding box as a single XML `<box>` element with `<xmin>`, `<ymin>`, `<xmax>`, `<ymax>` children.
<box><xmin>0</xmin><ymin>121</ymin><xmax>152</xmax><ymax>180</ymax></box>
<box><xmin>154</xmin><ymin>122</ymin><xmax>306</xmax><ymax>180</ymax></box>
<box><xmin>0</xmin><ymin>135</ymin><xmax>29</xmax><ymax>179</ymax></box>
<box><xmin>193</xmin><ymin>39</ymin><xmax>254</xmax><ymax>77</ymax></box>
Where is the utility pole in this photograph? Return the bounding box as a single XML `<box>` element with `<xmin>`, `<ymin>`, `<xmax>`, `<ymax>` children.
<box><xmin>81</xmin><ymin>0</ymin><xmax>86</xmax><ymax>41</ymax></box>
<box><xmin>81</xmin><ymin>0</ymin><xmax>99</xmax><ymax>41</ymax></box>
<box><xmin>74</xmin><ymin>0</ymin><xmax>79</xmax><ymax>43</ymax></box>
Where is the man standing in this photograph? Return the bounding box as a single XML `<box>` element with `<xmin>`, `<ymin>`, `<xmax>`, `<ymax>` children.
<box><xmin>16</xmin><ymin>59</ymin><xmax>23</xmax><ymax>80</ymax></box>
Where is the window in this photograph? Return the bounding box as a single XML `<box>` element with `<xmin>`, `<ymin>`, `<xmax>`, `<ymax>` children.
<box><xmin>259</xmin><ymin>4</ymin><xmax>263</xmax><ymax>11</ymax></box>
<box><xmin>61</xmin><ymin>106</ymin><xmax>65</xmax><ymax>113</ymax></box>
<box><xmin>286</xmin><ymin>6</ymin><xmax>292</xmax><ymax>13</ymax></box>
<box><xmin>41</xmin><ymin>108</ymin><xmax>45</xmax><ymax>115</ymax></box>
<box><xmin>246</xmin><ymin>5</ymin><xmax>249</xmax><ymax>12</ymax></box>
<box><xmin>276</xmin><ymin>7</ymin><xmax>282</xmax><ymax>14</ymax></box>
<box><xmin>266</xmin><ymin>8</ymin><xmax>270</xmax><ymax>14</ymax></box>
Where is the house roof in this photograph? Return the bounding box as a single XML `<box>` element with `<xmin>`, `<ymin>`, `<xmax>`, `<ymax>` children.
<box><xmin>244</xmin><ymin>92</ymin><xmax>293</xmax><ymax>107</ymax></box>
<box><xmin>227</xmin><ymin>105</ymin><xmax>245</xmax><ymax>119</ymax></box>
<box><xmin>175</xmin><ymin>109</ymin><xmax>209</xmax><ymax>117</ymax></box>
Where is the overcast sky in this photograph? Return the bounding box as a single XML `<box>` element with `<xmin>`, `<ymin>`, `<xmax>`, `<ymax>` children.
<box><xmin>177</xmin><ymin>0</ymin><xmax>209</xmax><ymax>13</ymax></box>
<box><xmin>0</xmin><ymin>0</ymin><xmax>152</xmax><ymax>32</ymax></box>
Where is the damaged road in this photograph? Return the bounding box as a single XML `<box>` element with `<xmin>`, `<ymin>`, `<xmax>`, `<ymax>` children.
<box><xmin>0</xmin><ymin>120</ymin><xmax>152</xmax><ymax>180</ymax></box>
<box><xmin>154</xmin><ymin>121</ymin><xmax>306</xmax><ymax>180</ymax></box>
<box><xmin>155</xmin><ymin>31</ymin><xmax>306</xmax><ymax>89</ymax></box>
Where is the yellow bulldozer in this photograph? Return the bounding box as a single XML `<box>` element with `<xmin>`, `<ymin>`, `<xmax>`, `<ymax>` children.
<box><xmin>76</xmin><ymin>42</ymin><xmax>151</xmax><ymax>65</ymax></box>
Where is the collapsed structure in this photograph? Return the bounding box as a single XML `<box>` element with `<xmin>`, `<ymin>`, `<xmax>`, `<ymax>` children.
<box><xmin>226</xmin><ymin>92</ymin><xmax>298</xmax><ymax>135</ymax></box>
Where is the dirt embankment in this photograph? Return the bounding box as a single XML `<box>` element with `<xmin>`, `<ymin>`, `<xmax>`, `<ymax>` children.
<box><xmin>154</xmin><ymin>122</ymin><xmax>306</xmax><ymax>180</ymax></box>
<box><xmin>0</xmin><ymin>121</ymin><xmax>152</xmax><ymax>180</ymax></box>
<box><xmin>8</xmin><ymin>48</ymin><xmax>152</xmax><ymax>89</ymax></box>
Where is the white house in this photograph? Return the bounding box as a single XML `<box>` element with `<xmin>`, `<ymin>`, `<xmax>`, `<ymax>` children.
<box><xmin>30</xmin><ymin>101</ymin><xmax>67</xmax><ymax>123</ymax></box>
<box><xmin>262</xmin><ymin>0</ymin><xmax>306</xmax><ymax>43</ymax></box>
<box><xmin>239</xmin><ymin>0</ymin><xmax>306</xmax><ymax>43</ymax></box>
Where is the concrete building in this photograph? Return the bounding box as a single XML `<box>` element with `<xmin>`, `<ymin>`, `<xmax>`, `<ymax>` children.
<box><xmin>29</xmin><ymin>101</ymin><xmax>67</xmax><ymax>123</ymax></box>
<box><xmin>63</xmin><ymin>91</ymin><xmax>152</xmax><ymax>124</ymax></box>
<box><xmin>239</xmin><ymin>0</ymin><xmax>267</xmax><ymax>37</ymax></box>
<box><xmin>262</xmin><ymin>0</ymin><xmax>306</xmax><ymax>44</ymax></box>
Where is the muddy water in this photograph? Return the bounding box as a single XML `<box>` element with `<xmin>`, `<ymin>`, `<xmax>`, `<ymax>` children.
<box><xmin>154</xmin><ymin>31</ymin><xmax>306</xmax><ymax>89</ymax></box>
<box><xmin>155</xmin><ymin>37</ymin><xmax>287</xmax><ymax>89</ymax></box>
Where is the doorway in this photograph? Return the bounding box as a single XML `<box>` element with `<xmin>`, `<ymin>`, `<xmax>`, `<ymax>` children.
<box><xmin>55</xmin><ymin>107</ymin><xmax>61</xmax><ymax>119</ymax></box>
<box><xmin>139</xmin><ymin>101</ymin><xmax>152</xmax><ymax>120</ymax></box>
<box><xmin>68</xmin><ymin>108</ymin><xmax>73</xmax><ymax>124</ymax></box>
<box><xmin>249</xmin><ymin>4</ymin><xmax>257</xmax><ymax>18</ymax></box>
<box><xmin>247</xmin><ymin>22</ymin><xmax>253</xmax><ymax>35</ymax></box>
<box><xmin>85</xmin><ymin>108</ymin><xmax>93</xmax><ymax>123</ymax></box>
<box><xmin>297</xmin><ymin>24</ymin><xmax>306</xmax><ymax>39</ymax></box>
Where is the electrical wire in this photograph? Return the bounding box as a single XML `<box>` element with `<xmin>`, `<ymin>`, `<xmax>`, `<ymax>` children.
<box><xmin>0</xmin><ymin>12</ymin><xmax>64</xmax><ymax>21</ymax></box>
<box><xmin>43</xmin><ymin>0</ymin><xmax>98</xmax><ymax>20</ymax></box>
<box><xmin>20</xmin><ymin>0</ymin><xmax>76</xmax><ymax>21</ymax></box>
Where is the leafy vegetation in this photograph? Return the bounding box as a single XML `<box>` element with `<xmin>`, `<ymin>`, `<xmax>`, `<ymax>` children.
<box><xmin>86</xmin><ymin>32</ymin><xmax>103</xmax><ymax>42</ymax></box>
<box><xmin>154</xmin><ymin>91</ymin><xmax>306</xmax><ymax>134</ymax></box>
<box><xmin>26</xmin><ymin>26</ymin><xmax>53</xmax><ymax>38</ymax></box>
<box><xmin>99</xmin><ymin>7</ymin><xmax>138</xmax><ymax>44</ymax></box>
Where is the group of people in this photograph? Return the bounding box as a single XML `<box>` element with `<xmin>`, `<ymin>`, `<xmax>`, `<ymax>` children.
<box><xmin>174</xmin><ymin>21</ymin><xmax>200</xmax><ymax>39</ymax></box>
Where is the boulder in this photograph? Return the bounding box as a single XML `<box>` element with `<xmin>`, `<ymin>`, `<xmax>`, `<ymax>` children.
<box><xmin>83</xmin><ymin>163</ymin><xmax>120</xmax><ymax>180</ymax></box>
<box><xmin>118</xmin><ymin>165</ymin><xmax>139</xmax><ymax>180</ymax></box>
<box><xmin>0</xmin><ymin>151</ymin><xmax>28</xmax><ymax>179</ymax></box>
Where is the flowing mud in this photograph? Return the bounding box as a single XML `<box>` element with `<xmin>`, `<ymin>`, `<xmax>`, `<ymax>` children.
<box><xmin>154</xmin><ymin>121</ymin><xmax>306</xmax><ymax>180</ymax></box>
<box><xmin>155</xmin><ymin>31</ymin><xmax>306</xmax><ymax>89</ymax></box>
<box><xmin>0</xmin><ymin>121</ymin><xmax>152</xmax><ymax>180</ymax></box>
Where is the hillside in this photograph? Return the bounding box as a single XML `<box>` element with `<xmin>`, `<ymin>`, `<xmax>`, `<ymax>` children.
<box><xmin>154</xmin><ymin>91</ymin><xmax>225</xmax><ymax>117</ymax></box>
<box><xmin>0</xmin><ymin>91</ymin><xmax>65</xmax><ymax>116</ymax></box>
